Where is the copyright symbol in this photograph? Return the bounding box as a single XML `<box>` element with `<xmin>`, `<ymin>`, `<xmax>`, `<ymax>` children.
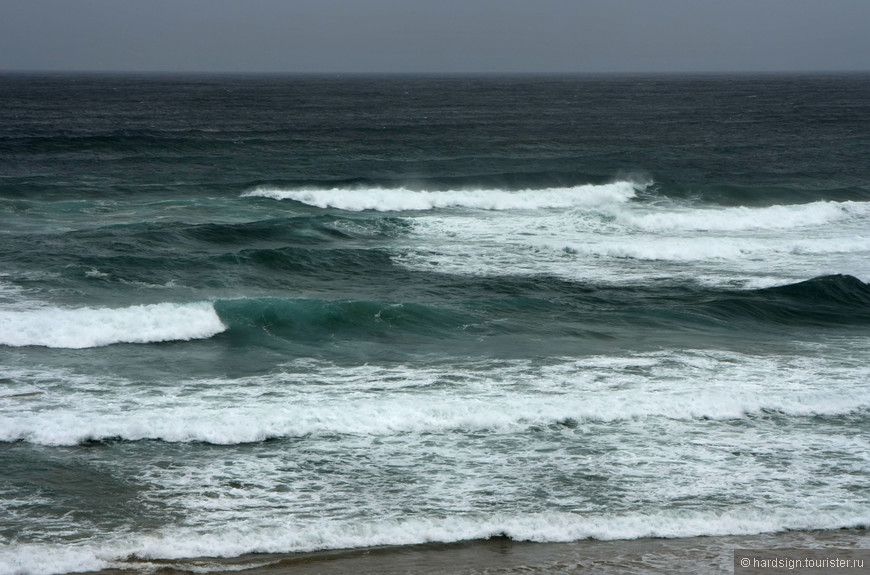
<box><xmin>740</xmin><ymin>558</ymin><xmax>751</xmax><ymax>568</ymax></box>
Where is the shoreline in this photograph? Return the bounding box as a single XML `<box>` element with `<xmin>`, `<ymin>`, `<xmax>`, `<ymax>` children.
<box><xmin>84</xmin><ymin>528</ymin><xmax>870</xmax><ymax>575</ymax></box>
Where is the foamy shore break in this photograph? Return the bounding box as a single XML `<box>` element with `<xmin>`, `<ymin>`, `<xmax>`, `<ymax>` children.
<box><xmin>58</xmin><ymin>529</ymin><xmax>870</xmax><ymax>575</ymax></box>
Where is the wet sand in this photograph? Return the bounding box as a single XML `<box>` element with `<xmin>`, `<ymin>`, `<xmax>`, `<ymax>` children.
<box><xmin>87</xmin><ymin>528</ymin><xmax>870</xmax><ymax>575</ymax></box>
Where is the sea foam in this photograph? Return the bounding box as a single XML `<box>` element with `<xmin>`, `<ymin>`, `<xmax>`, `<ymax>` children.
<box><xmin>3</xmin><ymin>509</ymin><xmax>869</xmax><ymax>575</ymax></box>
<box><xmin>243</xmin><ymin>182</ymin><xmax>640</xmax><ymax>211</ymax></box>
<box><xmin>0</xmin><ymin>302</ymin><xmax>226</xmax><ymax>348</ymax></box>
<box><xmin>3</xmin><ymin>349</ymin><xmax>868</xmax><ymax>446</ymax></box>
<box><xmin>3</xmin><ymin>387</ymin><xmax>866</xmax><ymax>446</ymax></box>
<box><xmin>619</xmin><ymin>200</ymin><xmax>869</xmax><ymax>232</ymax></box>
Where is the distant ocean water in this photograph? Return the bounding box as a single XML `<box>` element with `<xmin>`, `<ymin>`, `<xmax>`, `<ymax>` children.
<box><xmin>1</xmin><ymin>73</ymin><xmax>869</xmax><ymax>575</ymax></box>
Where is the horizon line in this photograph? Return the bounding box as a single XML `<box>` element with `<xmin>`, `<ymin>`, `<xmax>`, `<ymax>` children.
<box><xmin>3</xmin><ymin>68</ymin><xmax>870</xmax><ymax>77</ymax></box>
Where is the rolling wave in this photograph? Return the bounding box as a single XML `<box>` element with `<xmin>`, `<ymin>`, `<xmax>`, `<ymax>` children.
<box><xmin>3</xmin><ymin>389</ymin><xmax>867</xmax><ymax>446</ymax></box>
<box><xmin>1</xmin><ymin>275</ymin><xmax>866</xmax><ymax>351</ymax></box>
<box><xmin>0</xmin><ymin>302</ymin><xmax>225</xmax><ymax>348</ymax></box>
<box><xmin>6</xmin><ymin>73</ymin><xmax>870</xmax><ymax>575</ymax></box>
<box><xmin>213</xmin><ymin>276</ymin><xmax>870</xmax><ymax>342</ymax></box>
<box><xmin>3</xmin><ymin>508</ymin><xmax>869</xmax><ymax>575</ymax></box>
<box><xmin>3</xmin><ymin>347</ymin><xmax>868</xmax><ymax>446</ymax></box>
<box><xmin>243</xmin><ymin>181</ymin><xmax>642</xmax><ymax>211</ymax></box>
<box><xmin>214</xmin><ymin>297</ymin><xmax>470</xmax><ymax>341</ymax></box>
<box><xmin>707</xmin><ymin>274</ymin><xmax>870</xmax><ymax>325</ymax></box>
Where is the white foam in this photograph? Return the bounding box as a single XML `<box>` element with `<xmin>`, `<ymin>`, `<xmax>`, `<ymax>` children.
<box><xmin>3</xmin><ymin>386</ymin><xmax>866</xmax><ymax>446</ymax></box>
<box><xmin>3</xmin><ymin>508</ymin><xmax>868</xmax><ymax>575</ymax></box>
<box><xmin>84</xmin><ymin>267</ymin><xmax>109</xmax><ymax>279</ymax></box>
<box><xmin>0</xmin><ymin>302</ymin><xmax>226</xmax><ymax>348</ymax></box>
<box><xmin>242</xmin><ymin>182</ymin><xmax>640</xmax><ymax>212</ymax></box>
<box><xmin>243</xmin><ymin>183</ymin><xmax>870</xmax><ymax>288</ymax></box>
<box><xmin>0</xmin><ymin>544</ymin><xmax>112</xmax><ymax>575</ymax></box>
<box><xmin>389</xmin><ymin>193</ymin><xmax>870</xmax><ymax>287</ymax></box>
<box><xmin>619</xmin><ymin>200</ymin><xmax>870</xmax><ymax>232</ymax></box>
<box><xmin>3</xmin><ymin>349</ymin><xmax>869</xmax><ymax>445</ymax></box>
<box><xmin>113</xmin><ymin>510</ymin><xmax>870</xmax><ymax>557</ymax></box>
<box><xmin>0</xmin><ymin>276</ymin><xmax>47</xmax><ymax>311</ymax></box>
<box><xmin>4</xmin><ymin>349</ymin><xmax>870</xmax><ymax>575</ymax></box>
<box><xmin>0</xmin><ymin>277</ymin><xmax>23</xmax><ymax>300</ymax></box>
<box><xmin>558</xmin><ymin>235</ymin><xmax>870</xmax><ymax>262</ymax></box>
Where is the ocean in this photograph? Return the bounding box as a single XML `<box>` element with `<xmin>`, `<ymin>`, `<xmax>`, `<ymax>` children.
<box><xmin>1</xmin><ymin>73</ymin><xmax>869</xmax><ymax>574</ymax></box>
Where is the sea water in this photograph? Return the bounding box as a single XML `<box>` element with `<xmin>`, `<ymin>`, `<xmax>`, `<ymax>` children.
<box><xmin>1</xmin><ymin>73</ymin><xmax>869</xmax><ymax>574</ymax></box>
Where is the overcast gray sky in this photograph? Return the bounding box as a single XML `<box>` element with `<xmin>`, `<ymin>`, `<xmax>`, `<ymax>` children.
<box><xmin>2</xmin><ymin>0</ymin><xmax>869</xmax><ymax>74</ymax></box>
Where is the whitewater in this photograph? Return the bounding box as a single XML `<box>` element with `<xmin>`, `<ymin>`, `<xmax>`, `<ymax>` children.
<box><xmin>3</xmin><ymin>182</ymin><xmax>870</xmax><ymax>574</ymax></box>
<box><xmin>250</xmin><ymin>182</ymin><xmax>870</xmax><ymax>288</ymax></box>
<box><xmin>0</xmin><ymin>302</ymin><xmax>225</xmax><ymax>348</ymax></box>
<box><xmin>2</xmin><ymin>73</ymin><xmax>870</xmax><ymax>575</ymax></box>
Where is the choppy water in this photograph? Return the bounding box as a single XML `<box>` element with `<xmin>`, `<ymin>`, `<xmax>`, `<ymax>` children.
<box><xmin>1</xmin><ymin>73</ymin><xmax>869</xmax><ymax>574</ymax></box>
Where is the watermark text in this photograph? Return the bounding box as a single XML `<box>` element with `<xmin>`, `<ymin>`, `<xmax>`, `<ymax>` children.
<box><xmin>735</xmin><ymin>549</ymin><xmax>869</xmax><ymax>574</ymax></box>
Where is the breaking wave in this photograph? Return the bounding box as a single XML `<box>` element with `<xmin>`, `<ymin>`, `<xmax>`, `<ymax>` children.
<box><xmin>619</xmin><ymin>200</ymin><xmax>870</xmax><ymax>232</ymax></box>
<box><xmin>2</xmin><ymin>509</ymin><xmax>868</xmax><ymax>575</ymax></box>
<box><xmin>4</xmin><ymin>346</ymin><xmax>868</xmax><ymax>446</ymax></box>
<box><xmin>0</xmin><ymin>302</ymin><xmax>226</xmax><ymax>348</ymax></box>
<box><xmin>243</xmin><ymin>181</ymin><xmax>643</xmax><ymax>212</ymax></box>
<box><xmin>2</xmin><ymin>391</ymin><xmax>867</xmax><ymax>446</ymax></box>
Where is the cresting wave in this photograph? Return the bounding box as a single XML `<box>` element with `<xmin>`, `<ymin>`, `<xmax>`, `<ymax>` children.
<box><xmin>0</xmin><ymin>302</ymin><xmax>226</xmax><ymax>348</ymax></box>
<box><xmin>2</xmin><ymin>509</ymin><xmax>869</xmax><ymax>575</ymax></box>
<box><xmin>3</xmin><ymin>275</ymin><xmax>867</xmax><ymax>351</ymax></box>
<box><xmin>242</xmin><ymin>181</ymin><xmax>643</xmax><ymax>211</ymax></box>
<box><xmin>241</xmin><ymin>182</ymin><xmax>870</xmax><ymax>234</ymax></box>
<box><xmin>220</xmin><ymin>276</ymin><xmax>870</xmax><ymax>339</ymax></box>
<box><xmin>4</xmin><ymin>347</ymin><xmax>869</xmax><ymax>446</ymax></box>
<box><xmin>3</xmin><ymin>390</ymin><xmax>868</xmax><ymax>446</ymax></box>
<box><xmin>1</xmin><ymin>276</ymin><xmax>866</xmax><ymax>352</ymax></box>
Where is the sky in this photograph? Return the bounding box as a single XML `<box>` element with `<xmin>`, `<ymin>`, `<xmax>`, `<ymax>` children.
<box><xmin>2</xmin><ymin>0</ymin><xmax>870</xmax><ymax>74</ymax></box>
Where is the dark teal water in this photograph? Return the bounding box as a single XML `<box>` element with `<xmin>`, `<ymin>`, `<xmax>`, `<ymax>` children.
<box><xmin>1</xmin><ymin>74</ymin><xmax>869</xmax><ymax>574</ymax></box>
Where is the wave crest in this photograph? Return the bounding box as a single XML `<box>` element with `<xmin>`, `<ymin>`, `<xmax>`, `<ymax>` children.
<box><xmin>242</xmin><ymin>181</ymin><xmax>642</xmax><ymax>212</ymax></box>
<box><xmin>0</xmin><ymin>302</ymin><xmax>226</xmax><ymax>348</ymax></box>
<box><xmin>2</xmin><ymin>509</ymin><xmax>868</xmax><ymax>575</ymax></box>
